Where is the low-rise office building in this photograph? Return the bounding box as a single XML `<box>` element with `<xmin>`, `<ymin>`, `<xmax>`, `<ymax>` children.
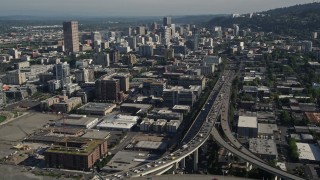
<box><xmin>147</xmin><ymin>109</ymin><xmax>183</xmax><ymax>122</ymax></box>
<box><xmin>166</xmin><ymin>120</ymin><xmax>181</xmax><ymax>133</ymax></box>
<box><xmin>172</xmin><ymin>105</ymin><xmax>191</xmax><ymax>114</ymax></box>
<box><xmin>237</xmin><ymin>116</ymin><xmax>258</xmax><ymax>138</ymax></box>
<box><xmin>40</xmin><ymin>95</ymin><xmax>68</xmax><ymax>111</ymax></box>
<box><xmin>153</xmin><ymin>119</ymin><xmax>167</xmax><ymax>133</ymax></box>
<box><xmin>53</xmin><ymin>97</ymin><xmax>82</xmax><ymax>113</ymax></box>
<box><xmin>140</xmin><ymin>119</ymin><xmax>154</xmax><ymax>132</ymax></box>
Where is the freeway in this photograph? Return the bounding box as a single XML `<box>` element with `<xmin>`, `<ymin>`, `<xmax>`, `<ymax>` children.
<box><xmin>104</xmin><ymin>61</ymin><xmax>305</xmax><ymax>180</ymax></box>
<box><xmin>211</xmin><ymin>63</ymin><xmax>305</xmax><ymax>180</ymax></box>
<box><xmin>219</xmin><ymin>72</ymin><xmax>265</xmax><ymax>163</ymax></box>
<box><xmin>105</xmin><ymin>66</ymin><xmax>234</xmax><ymax>179</ymax></box>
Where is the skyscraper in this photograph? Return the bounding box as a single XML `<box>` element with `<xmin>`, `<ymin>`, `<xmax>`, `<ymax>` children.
<box><xmin>163</xmin><ymin>16</ymin><xmax>172</xmax><ymax>27</ymax></box>
<box><xmin>136</xmin><ymin>26</ymin><xmax>146</xmax><ymax>35</ymax></box>
<box><xmin>192</xmin><ymin>27</ymin><xmax>200</xmax><ymax>51</ymax></box>
<box><xmin>160</xmin><ymin>26</ymin><xmax>171</xmax><ymax>46</ymax></box>
<box><xmin>63</xmin><ymin>21</ymin><xmax>80</xmax><ymax>53</ymax></box>
<box><xmin>233</xmin><ymin>24</ymin><xmax>239</xmax><ymax>36</ymax></box>
<box><xmin>127</xmin><ymin>36</ymin><xmax>137</xmax><ymax>50</ymax></box>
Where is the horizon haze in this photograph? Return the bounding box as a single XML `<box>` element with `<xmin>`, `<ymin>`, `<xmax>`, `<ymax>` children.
<box><xmin>0</xmin><ymin>0</ymin><xmax>315</xmax><ymax>17</ymax></box>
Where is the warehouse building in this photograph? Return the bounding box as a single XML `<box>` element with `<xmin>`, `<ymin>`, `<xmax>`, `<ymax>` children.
<box><xmin>249</xmin><ymin>138</ymin><xmax>278</xmax><ymax>160</ymax></box>
<box><xmin>55</xmin><ymin>115</ymin><xmax>99</xmax><ymax>129</ymax></box>
<box><xmin>296</xmin><ymin>143</ymin><xmax>320</xmax><ymax>163</ymax></box>
<box><xmin>258</xmin><ymin>123</ymin><xmax>278</xmax><ymax>139</ymax></box>
<box><xmin>77</xmin><ymin>102</ymin><xmax>116</xmax><ymax>116</ymax></box>
<box><xmin>120</xmin><ymin>103</ymin><xmax>153</xmax><ymax>114</ymax></box>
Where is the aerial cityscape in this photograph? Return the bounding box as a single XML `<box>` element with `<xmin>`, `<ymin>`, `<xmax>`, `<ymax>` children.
<box><xmin>1</xmin><ymin>1</ymin><xmax>320</xmax><ymax>180</ymax></box>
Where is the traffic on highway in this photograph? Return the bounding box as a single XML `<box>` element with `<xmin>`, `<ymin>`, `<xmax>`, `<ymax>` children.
<box><xmin>105</xmin><ymin>64</ymin><xmax>234</xmax><ymax>179</ymax></box>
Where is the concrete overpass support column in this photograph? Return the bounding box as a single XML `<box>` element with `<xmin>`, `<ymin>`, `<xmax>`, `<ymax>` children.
<box><xmin>180</xmin><ymin>158</ymin><xmax>186</xmax><ymax>169</ymax></box>
<box><xmin>193</xmin><ymin>149</ymin><xmax>199</xmax><ymax>171</ymax></box>
<box><xmin>274</xmin><ymin>176</ymin><xmax>281</xmax><ymax>180</ymax></box>
<box><xmin>246</xmin><ymin>162</ymin><xmax>253</xmax><ymax>171</ymax></box>
<box><xmin>175</xmin><ymin>162</ymin><xmax>179</xmax><ymax>170</ymax></box>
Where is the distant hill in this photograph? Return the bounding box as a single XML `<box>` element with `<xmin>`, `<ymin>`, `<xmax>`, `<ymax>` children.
<box><xmin>207</xmin><ymin>2</ymin><xmax>320</xmax><ymax>38</ymax></box>
<box><xmin>172</xmin><ymin>14</ymin><xmax>227</xmax><ymax>24</ymax></box>
<box><xmin>264</xmin><ymin>3</ymin><xmax>320</xmax><ymax>16</ymax></box>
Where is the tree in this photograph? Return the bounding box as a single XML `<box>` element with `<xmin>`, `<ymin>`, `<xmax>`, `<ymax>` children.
<box><xmin>280</xmin><ymin>110</ymin><xmax>291</xmax><ymax>125</ymax></box>
<box><xmin>288</xmin><ymin>138</ymin><xmax>299</xmax><ymax>161</ymax></box>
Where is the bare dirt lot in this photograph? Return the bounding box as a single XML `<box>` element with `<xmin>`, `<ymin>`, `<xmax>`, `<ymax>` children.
<box><xmin>0</xmin><ymin>113</ymin><xmax>61</xmax><ymax>159</ymax></box>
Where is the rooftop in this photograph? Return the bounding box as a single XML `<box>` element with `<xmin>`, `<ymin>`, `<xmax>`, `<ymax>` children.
<box><xmin>258</xmin><ymin>123</ymin><xmax>278</xmax><ymax>135</ymax></box>
<box><xmin>249</xmin><ymin>138</ymin><xmax>277</xmax><ymax>156</ymax></box>
<box><xmin>103</xmin><ymin>151</ymin><xmax>156</xmax><ymax>172</ymax></box>
<box><xmin>238</xmin><ymin>116</ymin><xmax>258</xmax><ymax>128</ymax></box>
<box><xmin>296</xmin><ymin>143</ymin><xmax>320</xmax><ymax>161</ymax></box>
<box><xmin>141</xmin><ymin>119</ymin><xmax>155</xmax><ymax>124</ymax></box>
<box><xmin>135</xmin><ymin>141</ymin><xmax>167</xmax><ymax>150</ymax></box>
<box><xmin>120</xmin><ymin>103</ymin><xmax>152</xmax><ymax>110</ymax></box>
<box><xmin>305</xmin><ymin>112</ymin><xmax>320</xmax><ymax>126</ymax></box>
<box><xmin>167</xmin><ymin>120</ymin><xmax>181</xmax><ymax>126</ymax></box>
<box><xmin>78</xmin><ymin>102</ymin><xmax>116</xmax><ymax>112</ymax></box>
<box><xmin>56</xmin><ymin>117</ymin><xmax>98</xmax><ymax>127</ymax></box>
<box><xmin>45</xmin><ymin>138</ymin><xmax>105</xmax><ymax>155</ymax></box>
<box><xmin>172</xmin><ymin>105</ymin><xmax>190</xmax><ymax>110</ymax></box>
<box><xmin>81</xmin><ymin>130</ymin><xmax>111</xmax><ymax>140</ymax></box>
<box><xmin>153</xmin><ymin>119</ymin><xmax>167</xmax><ymax>126</ymax></box>
<box><xmin>97</xmin><ymin>114</ymin><xmax>139</xmax><ymax>130</ymax></box>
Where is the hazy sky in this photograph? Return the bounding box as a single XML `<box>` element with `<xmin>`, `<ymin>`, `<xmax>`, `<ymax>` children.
<box><xmin>0</xmin><ymin>0</ymin><xmax>315</xmax><ymax>16</ymax></box>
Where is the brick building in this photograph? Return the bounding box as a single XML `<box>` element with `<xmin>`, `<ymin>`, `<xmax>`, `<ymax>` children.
<box><xmin>44</xmin><ymin>138</ymin><xmax>107</xmax><ymax>171</ymax></box>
